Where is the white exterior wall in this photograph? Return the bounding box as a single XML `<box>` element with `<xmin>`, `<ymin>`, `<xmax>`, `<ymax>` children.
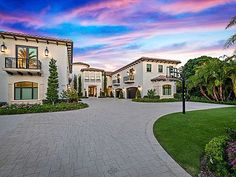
<box><xmin>82</xmin><ymin>71</ymin><xmax>103</xmax><ymax>97</ymax></box>
<box><xmin>112</xmin><ymin>61</ymin><xmax>178</xmax><ymax>99</ymax></box>
<box><xmin>142</xmin><ymin>61</ymin><xmax>177</xmax><ymax>98</ymax></box>
<box><xmin>112</xmin><ymin>63</ymin><xmax>143</xmax><ymax>98</ymax></box>
<box><xmin>0</xmin><ymin>38</ymin><xmax>70</xmax><ymax>104</ymax></box>
<box><xmin>72</xmin><ymin>64</ymin><xmax>104</xmax><ymax>97</ymax></box>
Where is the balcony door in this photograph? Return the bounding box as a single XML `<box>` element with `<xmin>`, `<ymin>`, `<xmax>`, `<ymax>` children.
<box><xmin>16</xmin><ymin>46</ymin><xmax>38</xmax><ymax>69</ymax></box>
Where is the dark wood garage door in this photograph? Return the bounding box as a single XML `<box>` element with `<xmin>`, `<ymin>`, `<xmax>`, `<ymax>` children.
<box><xmin>127</xmin><ymin>87</ymin><xmax>137</xmax><ymax>99</ymax></box>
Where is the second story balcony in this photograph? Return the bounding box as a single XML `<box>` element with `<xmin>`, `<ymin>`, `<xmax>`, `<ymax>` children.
<box><xmin>112</xmin><ymin>79</ymin><xmax>120</xmax><ymax>86</ymax></box>
<box><xmin>3</xmin><ymin>57</ymin><xmax>42</xmax><ymax>76</ymax></box>
<box><xmin>123</xmin><ymin>75</ymin><xmax>135</xmax><ymax>84</ymax></box>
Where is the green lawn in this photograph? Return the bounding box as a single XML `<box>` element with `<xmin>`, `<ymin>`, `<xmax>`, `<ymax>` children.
<box><xmin>153</xmin><ymin>107</ymin><xmax>236</xmax><ymax>177</ymax></box>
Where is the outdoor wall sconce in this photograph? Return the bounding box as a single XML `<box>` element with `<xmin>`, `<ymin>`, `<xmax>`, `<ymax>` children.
<box><xmin>1</xmin><ymin>42</ymin><xmax>7</xmax><ymax>53</ymax></box>
<box><xmin>127</xmin><ymin>71</ymin><xmax>129</xmax><ymax>75</ymax></box>
<box><xmin>45</xmin><ymin>46</ymin><xmax>49</xmax><ymax>56</ymax></box>
<box><xmin>138</xmin><ymin>85</ymin><xmax>142</xmax><ymax>90</ymax></box>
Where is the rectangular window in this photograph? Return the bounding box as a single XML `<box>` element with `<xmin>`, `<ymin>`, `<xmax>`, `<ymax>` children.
<box><xmin>85</xmin><ymin>76</ymin><xmax>89</xmax><ymax>82</ymax></box>
<box><xmin>14</xmin><ymin>82</ymin><xmax>38</xmax><ymax>100</ymax></box>
<box><xmin>163</xmin><ymin>85</ymin><xmax>172</xmax><ymax>95</ymax></box>
<box><xmin>16</xmin><ymin>45</ymin><xmax>38</xmax><ymax>69</ymax></box>
<box><xmin>90</xmin><ymin>76</ymin><xmax>95</xmax><ymax>82</ymax></box>
<box><xmin>158</xmin><ymin>65</ymin><xmax>163</xmax><ymax>73</ymax></box>
<box><xmin>96</xmin><ymin>76</ymin><xmax>101</xmax><ymax>81</ymax></box>
<box><xmin>146</xmin><ymin>64</ymin><xmax>152</xmax><ymax>72</ymax></box>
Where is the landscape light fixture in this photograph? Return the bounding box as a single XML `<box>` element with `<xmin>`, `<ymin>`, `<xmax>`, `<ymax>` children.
<box><xmin>45</xmin><ymin>46</ymin><xmax>49</xmax><ymax>56</ymax></box>
<box><xmin>1</xmin><ymin>42</ymin><xmax>7</xmax><ymax>52</ymax></box>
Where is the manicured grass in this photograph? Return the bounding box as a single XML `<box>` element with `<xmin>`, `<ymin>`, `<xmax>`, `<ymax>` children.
<box><xmin>0</xmin><ymin>102</ymin><xmax>88</xmax><ymax>115</ymax></box>
<box><xmin>132</xmin><ymin>98</ymin><xmax>179</xmax><ymax>102</ymax></box>
<box><xmin>153</xmin><ymin>107</ymin><xmax>236</xmax><ymax>177</ymax></box>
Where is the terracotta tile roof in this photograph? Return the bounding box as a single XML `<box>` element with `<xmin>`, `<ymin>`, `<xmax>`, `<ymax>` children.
<box><xmin>73</xmin><ymin>62</ymin><xmax>90</xmax><ymax>67</ymax></box>
<box><xmin>81</xmin><ymin>67</ymin><xmax>104</xmax><ymax>72</ymax></box>
<box><xmin>151</xmin><ymin>75</ymin><xmax>178</xmax><ymax>82</ymax></box>
<box><xmin>0</xmin><ymin>31</ymin><xmax>73</xmax><ymax>73</ymax></box>
<box><xmin>105</xmin><ymin>71</ymin><xmax>113</xmax><ymax>76</ymax></box>
<box><xmin>0</xmin><ymin>31</ymin><xmax>72</xmax><ymax>43</ymax></box>
<box><xmin>113</xmin><ymin>57</ymin><xmax>181</xmax><ymax>74</ymax></box>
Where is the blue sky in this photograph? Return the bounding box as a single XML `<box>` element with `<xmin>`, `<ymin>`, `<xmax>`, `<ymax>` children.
<box><xmin>0</xmin><ymin>0</ymin><xmax>235</xmax><ymax>71</ymax></box>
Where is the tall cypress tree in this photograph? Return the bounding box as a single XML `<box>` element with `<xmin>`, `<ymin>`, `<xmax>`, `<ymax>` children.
<box><xmin>103</xmin><ymin>72</ymin><xmax>107</xmax><ymax>96</ymax></box>
<box><xmin>78</xmin><ymin>75</ymin><xmax>82</xmax><ymax>96</ymax></box>
<box><xmin>73</xmin><ymin>74</ymin><xmax>77</xmax><ymax>91</ymax></box>
<box><xmin>46</xmin><ymin>58</ymin><xmax>59</xmax><ymax>104</ymax></box>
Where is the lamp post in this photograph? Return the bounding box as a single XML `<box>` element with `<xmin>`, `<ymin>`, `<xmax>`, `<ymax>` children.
<box><xmin>168</xmin><ymin>67</ymin><xmax>186</xmax><ymax>114</ymax></box>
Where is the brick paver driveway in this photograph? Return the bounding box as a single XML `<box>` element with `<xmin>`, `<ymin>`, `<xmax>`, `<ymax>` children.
<box><xmin>0</xmin><ymin>99</ymin><xmax>231</xmax><ymax>177</ymax></box>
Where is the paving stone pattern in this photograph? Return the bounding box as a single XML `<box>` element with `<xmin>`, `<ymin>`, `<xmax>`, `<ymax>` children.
<box><xmin>0</xmin><ymin>99</ymin><xmax>231</xmax><ymax>177</ymax></box>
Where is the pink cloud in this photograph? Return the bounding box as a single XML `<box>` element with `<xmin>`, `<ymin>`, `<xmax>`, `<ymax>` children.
<box><xmin>55</xmin><ymin>0</ymin><xmax>140</xmax><ymax>24</ymax></box>
<box><xmin>0</xmin><ymin>13</ymin><xmax>45</xmax><ymax>28</ymax></box>
<box><xmin>159</xmin><ymin>0</ymin><xmax>236</xmax><ymax>14</ymax></box>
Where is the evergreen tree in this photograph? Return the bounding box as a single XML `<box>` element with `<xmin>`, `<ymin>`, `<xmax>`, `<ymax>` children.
<box><xmin>73</xmin><ymin>74</ymin><xmax>77</xmax><ymax>91</ymax></box>
<box><xmin>78</xmin><ymin>75</ymin><xmax>82</xmax><ymax>96</ymax></box>
<box><xmin>119</xmin><ymin>90</ymin><xmax>124</xmax><ymax>99</ymax></box>
<box><xmin>103</xmin><ymin>72</ymin><xmax>107</xmax><ymax>96</ymax></box>
<box><xmin>46</xmin><ymin>58</ymin><xmax>59</xmax><ymax>104</ymax></box>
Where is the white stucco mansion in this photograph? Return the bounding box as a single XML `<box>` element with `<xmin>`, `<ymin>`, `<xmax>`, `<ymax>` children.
<box><xmin>0</xmin><ymin>31</ymin><xmax>181</xmax><ymax>104</ymax></box>
<box><xmin>0</xmin><ymin>31</ymin><xmax>73</xmax><ymax>104</ymax></box>
<box><xmin>72</xmin><ymin>57</ymin><xmax>181</xmax><ymax>99</ymax></box>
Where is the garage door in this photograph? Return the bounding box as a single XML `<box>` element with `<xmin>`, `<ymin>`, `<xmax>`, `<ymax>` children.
<box><xmin>126</xmin><ymin>87</ymin><xmax>137</xmax><ymax>99</ymax></box>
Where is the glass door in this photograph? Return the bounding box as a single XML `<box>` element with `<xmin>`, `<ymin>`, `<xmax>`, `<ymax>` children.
<box><xmin>16</xmin><ymin>46</ymin><xmax>38</xmax><ymax>69</ymax></box>
<box><xmin>17</xmin><ymin>46</ymin><xmax>27</xmax><ymax>68</ymax></box>
<box><xmin>28</xmin><ymin>47</ymin><xmax>37</xmax><ymax>69</ymax></box>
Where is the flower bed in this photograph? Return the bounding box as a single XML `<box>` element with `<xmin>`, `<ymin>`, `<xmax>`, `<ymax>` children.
<box><xmin>0</xmin><ymin>102</ymin><xmax>88</xmax><ymax>115</ymax></box>
<box><xmin>200</xmin><ymin>129</ymin><xmax>236</xmax><ymax>177</ymax></box>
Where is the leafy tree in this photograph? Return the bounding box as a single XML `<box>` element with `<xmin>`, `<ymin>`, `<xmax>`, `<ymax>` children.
<box><xmin>225</xmin><ymin>16</ymin><xmax>236</xmax><ymax>48</ymax></box>
<box><xmin>135</xmin><ymin>89</ymin><xmax>141</xmax><ymax>99</ymax></box>
<box><xmin>147</xmin><ymin>89</ymin><xmax>156</xmax><ymax>99</ymax></box>
<box><xmin>183</xmin><ymin>56</ymin><xmax>218</xmax><ymax>97</ymax></box>
<box><xmin>46</xmin><ymin>58</ymin><xmax>59</xmax><ymax>104</ymax></box>
<box><xmin>78</xmin><ymin>75</ymin><xmax>82</xmax><ymax>97</ymax></box>
<box><xmin>225</xmin><ymin>57</ymin><xmax>236</xmax><ymax>97</ymax></box>
<box><xmin>73</xmin><ymin>74</ymin><xmax>77</xmax><ymax>91</ymax></box>
<box><xmin>188</xmin><ymin>58</ymin><xmax>233</xmax><ymax>101</ymax></box>
<box><xmin>60</xmin><ymin>88</ymin><xmax>79</xmax><ymax>103</ymax></box>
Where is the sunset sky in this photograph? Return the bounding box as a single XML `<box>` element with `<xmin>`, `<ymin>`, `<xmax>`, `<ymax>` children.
<box><xmin>0</xmin><ymin>0</ymin><xmax>236</xmax><ymax>71</ymax></box>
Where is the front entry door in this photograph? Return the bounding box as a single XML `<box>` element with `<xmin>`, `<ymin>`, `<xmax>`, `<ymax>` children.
<box><xmin>88</xmin><ymin>86</ymin><xmax>97</xmax><ymax>97</ymax></box>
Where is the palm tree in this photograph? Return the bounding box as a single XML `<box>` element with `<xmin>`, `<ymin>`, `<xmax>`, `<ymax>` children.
<box><xmin>225</xmin><ymin>57</ymin><xmax>236</xmax><ymax>97</ymax></box>
<box><xmin>225</xmin><ymin>16</ymin><xmax>236</xmax><ymax>48</ymax></box>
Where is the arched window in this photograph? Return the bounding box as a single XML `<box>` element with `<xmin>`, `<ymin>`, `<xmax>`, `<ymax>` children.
<box><xmin>163</xmin><ymin>85</ymin><xmax>171</xmax><ymax>95</ymax></box>
<box><xmin>14</xmin><ymin>82</ymin><xmax>38</xmax><ymax>100</ymax></box>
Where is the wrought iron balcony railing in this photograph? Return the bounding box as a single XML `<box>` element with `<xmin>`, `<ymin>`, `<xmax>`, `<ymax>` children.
<box><xmin>112</xmin><ymin>79</ymin><xmax>120</xmax><ymax>86</ymax></box>
<box><xmin>123</xmin><ymin>75</ymin><xmax>135</xmax><ymax>83</ymax></box>
<box><xmin>5</xmin><ymin>57</ymin><xmax>42</xmax><ymax>70</ymax></box>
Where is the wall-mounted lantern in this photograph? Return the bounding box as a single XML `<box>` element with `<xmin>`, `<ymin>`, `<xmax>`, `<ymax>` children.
<box><xmin>45</xmin><ymin>47</ymin><xmax>49</xmax><ymax>56</ymax></box>
<box><xmin>127</xmin><ymin>71</ymin><xmax>129</xmax><ymax>75</ymax></box>
<box><xmin>1</xmin><ymin>42</ymin><xmax>7</xmax><ymax>53</ymax></box>
<box><xmin>138</xmin><ymin>85</ymin><xmax>142</xmax><ymax>91</ymax></box>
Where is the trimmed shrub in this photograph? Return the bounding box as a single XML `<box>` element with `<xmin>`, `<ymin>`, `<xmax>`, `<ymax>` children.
<box><xmin>132</xmin><ymin>98</ymin><xmax>178</xmax><ymax>103</ymax></box>
<box><xmin>119</xmin><ymin>90</ymin><xmax>124</xmax><ymax>99</ymax></box>
<box><xmin>147</xmin><ymin>89</ymin><xmax>156</xmax><ymax>99</ymax></box>
<box><xmin>135</xmin><ymin>89</ymin><xmax>141</xmax><ymax>99</ymax></box>
<box><xmin>60</xmin><ymin>88</ymin><xmax>79</xmax><ymax>103</ymax></box>
<box><xmin>0</xmin><ymin>102</ymin><xmax>88</xmax><ymax>115</ymax></box>
<box><xmin>174</xmin><ymin>93</ymin><xmax>182</xmax><ymax>100</ymax></box>
<box><xmin>204</xmin><ymin>135</ymin><xmax>229</xmax><ymax>177</ymax></box>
